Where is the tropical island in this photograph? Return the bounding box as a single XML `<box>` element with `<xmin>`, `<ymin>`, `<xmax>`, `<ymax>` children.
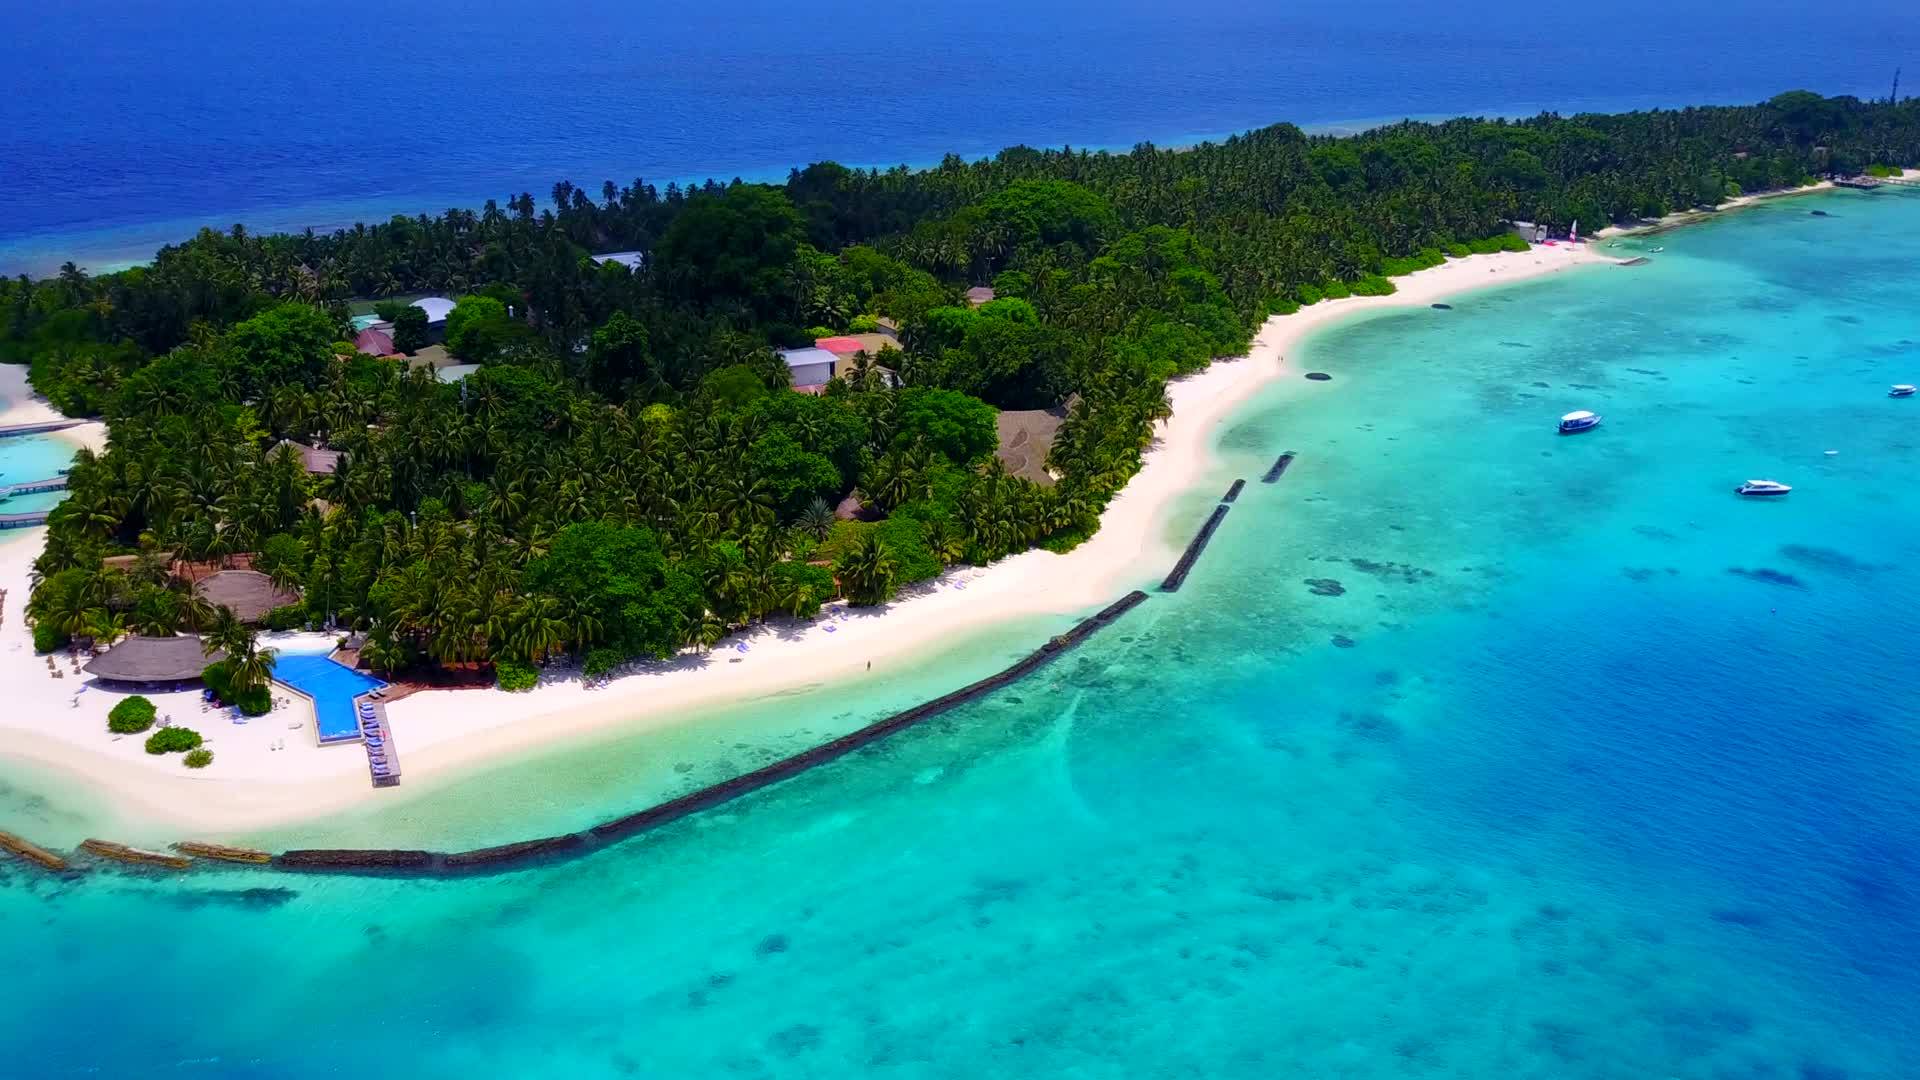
<box><xmin>1</xmin><ymin>90</ymin><xmax>1916</xmax><ymax>838</ymax></box>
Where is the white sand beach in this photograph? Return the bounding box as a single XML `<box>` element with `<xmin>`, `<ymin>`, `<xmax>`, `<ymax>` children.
<box><xmin>0</xmin><ymin>242</ymin><xmax>1616</xmax><ymax>841</ymax></box>
<box><xmin>0</xmin><ymin>363</ymin><xmax>108</xmax><ymax>453</ymax></box>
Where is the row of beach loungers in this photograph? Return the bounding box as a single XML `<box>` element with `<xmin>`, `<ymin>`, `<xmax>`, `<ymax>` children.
<box><xmin>355</xmin><ymin>699</ymin><xmax>398</xmax><ymax>785</ymax></box>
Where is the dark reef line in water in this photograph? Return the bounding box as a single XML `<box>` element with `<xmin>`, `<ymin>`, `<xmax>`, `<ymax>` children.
<box><xmin>1161</xmin><ymin>505</ymin><xmax>1232</xmax><ymax>592</ymax></box>
<box><xmin>12</xmin><ymin>590</ymin><xmax>1154</xmax><ymax>881</ymax></box>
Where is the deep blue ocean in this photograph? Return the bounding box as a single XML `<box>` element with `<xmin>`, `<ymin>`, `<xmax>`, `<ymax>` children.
<box><xmin>1</xmin><ymin>0</ymin><xmax>1914</xmax><ymax>273</ymax></box>
<box><xmin>4</xmin><ymin>189</ymin><xmax>1918</xmax><ymax>1077</ymax></box>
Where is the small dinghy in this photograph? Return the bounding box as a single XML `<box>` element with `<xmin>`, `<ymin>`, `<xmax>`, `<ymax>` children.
<box><xmin>1890</xmin><ymin>384</ymin><xmax>1916</xmax><ymax>398</ymax></box>
<box><xmin>1558</xmin><ymin>410</ymin><xmax>1601</xmax><ymax>434</ymax></box>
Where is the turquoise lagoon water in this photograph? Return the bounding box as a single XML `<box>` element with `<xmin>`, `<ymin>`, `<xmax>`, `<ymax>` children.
<box><xmin>0</xmin><ymin>424</ymin><xmax>78</xmax><ymax>516</ymax></box>
<box><xmin>4</xmin><ymin>191</ymin><xmax>1919</xmax><ymax>1077</ymax></box>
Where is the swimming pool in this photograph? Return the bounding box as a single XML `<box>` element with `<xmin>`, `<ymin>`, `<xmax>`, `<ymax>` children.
<box><xmin>272</xmin><ymin>653</ymin><xmax>387</xmax><ymax>743</ymax></box>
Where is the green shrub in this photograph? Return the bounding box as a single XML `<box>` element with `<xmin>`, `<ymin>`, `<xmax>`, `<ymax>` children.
<box><xmin>583</xmin><ymin>647</ymin><xmax>624</xmax><ymax>679</ymax></box>
<box><xmin>183</xmin><ymin>748</ymin><xmax>213</xmax><ymax>769</ymax></box>
<box><xmin>496</xmin><ymin>659</ymin><xmax>538</xmax><ymax>691</ymax></box>
<box><xmin>1262</xmin><ymin>296</ymin><xmax>1301</xmax><ymax>318</ymax></box>
<box><xmin>1866</xmin><ymin>163</ymin><xmax>1896</xmax><ymax>178</ymax></box>
<box><xmin>234</xmin><ymin>685</ymin><xmax>272</xmax><ymax>716</ymax></box>
<box><xmin>1350</xmin><ymin>274</ymin><xmax>1397</xmax><ymax>297</ymax></box>
<box><xmin>145</xmin><ymin>727</ymin><xmax>203</xmax><ymax>754</ymax></box>
<box><xmin>1446</xmin><ymin>243</ymin><xmax>1471</xmax><ymax>258</ymax></box>
<box><xmin>33</xmin><ymin>621</ymin><xmax>66</xmax><ymax>654</ymax></box>
<box><xmin>803</xmin><ymin>325</ymin><xmax>835</xmax><ymax>341</ymax></box>
<box><xmin>1321</xmin><ymin>280</ymin><xmax>1352</xmax><ymax>300</ymax></box>
<box><xmin>108</xmin><ymin>695</ymin><xmax>158</xmax><ymax>734</ymax></box>
<box><xmin>874</xmin><ymin>516</ymin><xmax>941</xmax><ymax>585</ymax></box>
<box><xmin>202</xmin><ymin>660</ymin><xmax>232</xmax><ymax>701</ymax></box>
<box><xmin>847</xmin><ymin>314</ymin><xmax>880</xmax><ymax>333</ymax></box>
<box><xmin>1294</xmin><ymin>284</ymin><xmax>1323</xmax><ymax>306</ymax></box>
<box><xmin>263</xmin><ymin>604</ymin><xmax>306</xmax><ymax>632</ymax></box>
<box><xmin>203</xmin><ymin>660</ymin><xmax>271</xmax><ymax>714</ymax></box>
<box><xmin>814</xmin><ymin>519</ymin><xmax>875</xmax><ymax>564</ymax></box>
<box><xmin>1377</xmin><ymin>249</ymin><xmax>1446</xmax><ymax>277</ymax></box>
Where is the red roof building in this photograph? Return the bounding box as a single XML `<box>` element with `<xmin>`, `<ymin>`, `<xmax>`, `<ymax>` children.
<box><xmin>354</xmin><ymin>327</ymin><xmax>396</xmax><ymax>355</ymax></box>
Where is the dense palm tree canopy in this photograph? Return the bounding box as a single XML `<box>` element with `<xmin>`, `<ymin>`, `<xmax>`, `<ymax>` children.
<box><xmin>10</xmin><ymin>92</ymin><xmax>1919</xmax><ymax>679</ymax></box>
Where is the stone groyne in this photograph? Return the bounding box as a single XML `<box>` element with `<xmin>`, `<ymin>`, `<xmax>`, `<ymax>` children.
<box><xmin>7</xmin><ymin>589</ymin><xmax>1152</xmax><ymax>880</ymax></box>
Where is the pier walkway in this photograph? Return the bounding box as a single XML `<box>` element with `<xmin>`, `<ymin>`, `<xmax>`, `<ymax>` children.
<box><xmin>0</xmin><ymin>419</ymin><xmax>85</xmax><ymax>438</ymax></box>
<box><xmin>0</xmin><ymin>475</ymin><xmax>69</xmax><ymax>499</ymax></box>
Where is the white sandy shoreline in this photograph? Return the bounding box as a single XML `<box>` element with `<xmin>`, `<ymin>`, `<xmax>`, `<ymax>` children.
<box><xmin>0</xmin><ymin>243</ymin><xmax>1617</xmax><ymax>844</ymax></box>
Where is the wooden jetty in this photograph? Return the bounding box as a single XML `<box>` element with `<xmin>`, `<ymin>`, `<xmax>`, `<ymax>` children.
<box><xmin>0</xmin><ymin>830</ymin><xmax>69</xmax><ymax>871</ymax></box>
<box><xmin>80</xmin><ymin>839</ymin><xmax>193</xmax><ymax>870</ymax></box>
<box><xmin>0</xmin><ymin>475</ymin><xmax>69</xmax><ymax>499</ymax></box>
<box><xmin>0</xmin><ymin>511</ymin><xmax>50</xmax><ymax>530</ymax></box>
<box><xmin>1835</xmin><ymin>174</ymin><xmax>1919</xmax><ymax>190</ymax></box>
<box><xmin>0</xmin><ymin>419</ymin><xmax>84</xmax><ymax>438</ymax></box>
<box><xmin>173</xmin><ymin>841</ymin><xmax>273</xmax><ymax>865</ymax></box>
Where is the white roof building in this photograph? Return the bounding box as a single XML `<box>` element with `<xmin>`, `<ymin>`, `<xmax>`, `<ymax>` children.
<box><xmin>778</xmin><ymin>347</ymin><xmax>839</xmax><ymax>391</ymax></box>
<box><xmin>411</xmin><ymin>297</ymin><xmax>456</xmax><ymax>326</ymax></box>
<box><xmin>591</xmin><ymin>251</ymin><xmax>647</xmax><ymax>270</ymax></box>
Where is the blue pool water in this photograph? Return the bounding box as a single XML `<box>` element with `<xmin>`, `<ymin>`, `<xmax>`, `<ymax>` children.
<box><xmin>271</xmin><ymin>653</ymin><xmax>386</xmax><ymax>743</ymax></box>
<box><xmin>2</xmin><ymin>191</ymin><xmax>1918</xmax><ymax>1077</ymax></box>
<box><xmin>1</xmin><ymin>0</ymin><xmax>1913</xmax><ymax>273</ymax></box>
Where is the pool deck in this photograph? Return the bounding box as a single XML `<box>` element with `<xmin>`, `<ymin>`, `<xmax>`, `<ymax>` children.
<box><xmin>359</xmin><ymin>700</ymin><xmax>402</xmax><ymax>787</ymax></box>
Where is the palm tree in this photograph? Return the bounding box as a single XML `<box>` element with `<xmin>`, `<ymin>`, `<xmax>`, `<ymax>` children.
<box><xmin>797</xmin><ymin>496</ymin><xmax>836</xmax><ymax>541</ymax></box>
<box><xmin>230</xmin><ymin>641</ymin><xmax>278</xmax><ymax>695</ymax></box>
<box><xmin>86</xmin><ymin>609</ymin><xmax>130</xmax><ymax>650</ymax></box>
<box><xmin>204</xmin><ymin>605</ymin><xmax>253</xmax><ymax>661</ymax></box>
<box><xmin>835</xmin><ymin>533</ymin><xmax>897</xmax><ymax>607</ymax></box>
<box><xmin>505</xmin><ymin>595</ymin><xmax>567</xmax><ymax>664</ymax></box>
<box><xmin>129</xmin><ymin>589</ymin><xmax>184</xmax><ymax>637</ymax></box>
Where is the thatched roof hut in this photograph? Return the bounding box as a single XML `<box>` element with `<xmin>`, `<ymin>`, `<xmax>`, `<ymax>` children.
<box><xmin>193</xmin><ymin>570</ymin><xmax>299</xmax><ymax>624</ymax></box>
<box><xmin>85</xmin><ymin>636</ymin><xmax>221</xmax><ymax>683</ymax></box>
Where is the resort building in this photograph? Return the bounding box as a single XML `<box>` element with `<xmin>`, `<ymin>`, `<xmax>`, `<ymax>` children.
<box><xmin>964</xmin><ymin>285</ymin><xmax>996</xmax><ymax>306</ymax></box>
<box><xmin>813</xmin><ymin>334</ymin><xmax>901</xmax><ymax>387</ymax></box>
<box><xmin>84</xmin><ymin>635</ymin><xmax>222</xmax><ymax>685</ymax></box>
<box><xmin>993</xmin><ymin>405</ymin><xmax>1068</xmax><ymax>486</ymax></box>
<box><xmin>779</xmin><ymin>347</ymin><xmax>840</xmax><ymax>393</ymax></box>
<box><xmin>352</xmin><ymin>325</ymin><xmax>396</xmax><ymax>356</ymax></box>
<box><xmin>411</xmin><ymin>296</ymin><xmax>456</xmax><ymax>328</ymax></box>
<box><xmin>435</xmin><ymin>363</ymin><xmax>482</xmax><ymax>384</ymax></box>
<box><xmin>590</xmin><ymin>251</ymin><xmax>646</xmax><ymax>270</ymax></box>
<box><xmin>192</xmin><ymin>569</ymin><xmax>300</xmax><ymax>624</ymax></box>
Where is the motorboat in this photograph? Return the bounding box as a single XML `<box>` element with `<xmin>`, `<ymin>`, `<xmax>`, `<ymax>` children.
<box><xmin>1735</xmin><ymin>480</ymin><xmax>1792</xmax><ymax>497</ymax></box>
<box><xmin>1558</xmin><ymin>410</ymin><xmax>1602</xmax><ymax>434</ymax></box>
<box><xmin>1891</xmin><ymin>384</ymin><xmax>1916</xmax><ymax>398</ymax></box>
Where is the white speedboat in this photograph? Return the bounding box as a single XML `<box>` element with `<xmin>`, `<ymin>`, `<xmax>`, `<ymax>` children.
<box><xmin>1558</xmin><ymin>410</ymin><xmax>1602</xmax><ymax>434</ymax></box>
<box><xmin>1735</xmin><ymin>479</ymin><xmax>1792</xmax><ymax>497</ymax></box>
<box><xmin>1891</xmin><ymin>384</ymin><xmax>1916</xmax><ymax>398</ymax></box>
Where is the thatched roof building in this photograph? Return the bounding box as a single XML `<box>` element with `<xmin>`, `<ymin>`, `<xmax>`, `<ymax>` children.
<box><xmin>194</xmin><ymin>570</ymin><xmax>299</xmax><ymax>623</ymax></box>
<box><xmin>994</xmin><ymin>405</ymin><xmax>1068</xmax><ymax>486</ymax></box>
<box><xmin>86</xmin><ymin>636</ymin><xmax>222</xmax><ymax>683</ymax></box>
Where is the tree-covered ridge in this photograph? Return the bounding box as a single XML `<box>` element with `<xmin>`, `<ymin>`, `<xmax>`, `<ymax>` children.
<box><xmin>7</xmin><ymin>92</ymin><xmax>1917</xmax><ymax>680</ymax></box>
